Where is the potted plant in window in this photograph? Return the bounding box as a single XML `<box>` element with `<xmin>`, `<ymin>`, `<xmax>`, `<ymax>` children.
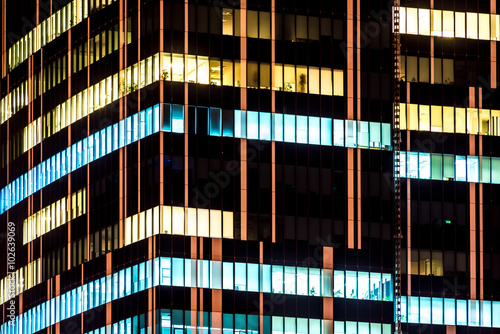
<box><xmin>162</xmin><ymin>69</ymin><xmax>170</xmax><ymax>80</ymax></box>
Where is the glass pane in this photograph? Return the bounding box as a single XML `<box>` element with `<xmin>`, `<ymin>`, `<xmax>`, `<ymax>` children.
<box><xmin>467</xmin><ymin>156</ymin><xmax>479</xmax><ymax>183</ymax></box>
<box><xmin>408</xmin><ymin>296</ymin><xmax>419</xmax><ymax>323</ymax></box>
<box><xmin>333</xmin><ymin>270</ymin><xmax>344</xmax><ymax>297</ymax></box>
<box><xmin>444</xmin><ymin>298</ymin><xmax>456</xmax><ymax>325</ymax></box>
<box><xmin>259</xmin><ymin>112</ymin><xmax>271</xmax><ymax>140</ymax></box>
<box><xmin>419</xmin><ymin>153</ymin><xmax>431</xmax><ymax>179</ymax></box>
<box><xmin>455</xmin><ymin>155</ymin><xmax>467</xmax><ymax>182</ymax></box>
<box><xmin>420</xmin><ymin>297</ymin><xmax>431</xmax><ymax>324</ymax></box>
<box><xmin>346</xmin><ymin>271</ymin><xmax>357</xmax><ymax>299</ymax></box>
<box><xmin>431</xmin><ymin>154</ymin><xmax>442</xmax><ymax>180</ymax></box>
<box><xmin>358</xmin><ymin>272</ymin><xmax>369</xmax><ymax>300</ymax></box>
<box><xmin>457</xmin><ymin>300</ymin><xmax>467</xmax><ymax>326</ymax></box>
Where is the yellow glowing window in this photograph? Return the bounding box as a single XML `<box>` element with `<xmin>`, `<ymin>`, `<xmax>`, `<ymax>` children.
<box><xmin>210</xmin><ymin>60</ymin><xmax>221</xmax><ymax>86</ymax></box>
<box><xmin>400</xmin><ymin>103</ymin><xmax>407</xmax><ymax>130</ymax></box>
<box><xmin>172</xmin><ymin>55</ymin><xmax>184</xmax><ymax>82</ymax></box>
<box><xmin>162</xmin><ymin>206</ymin><xmax>172</xmax><ymax>234</ymax></box>
<box><xmin>235</xmin><ymin>61</ymin><xmax>241</xmax><ymax>87</ymax></box>
<box><xmin>333</xmin><ymin>70</ymin><xmax>344</xmax><ymax>96</ymax></box>
<box><xmin>400</xmin><ymin>56</ymin><xmax>406</xmax><ymax>81</ymax></box>
<box><xmin>296</xmin><ymin>66</ymin><xmax>308</xmax><ymax>93</ymax></box>
<box><xmin>466</xmin><ymin>13</ymin><xmax>478</xmax><ymax>39</ymax></box>
<box><xmin>419</xmin><ymin>105</ymin><xmax>430</xmax><ymax>131</ymax></box>
<box><xmin>407</xmin><ymin>8</ymin><xmax>418</xmax><ymax>34</ymax></box>
<box><xmin>309</xmin><ymin>67</ymin><xmax>320</xmax><ymax>95</ymax></box>
<box><xmin>467</xmin><ymin>108</ymin><xmax>478</xmax><ymax>134</ymax></box>
<box><xmin>222</xmin><ymin>8</ymin><xmax>233</xmax><ymax>35</ymax></box>
<box><xmin>431</xmin><ymin>9</ymin><xmax>442</xmax><ymax>36</ymax></box>
<box><xmin>186</xmin><ymin>208</ymin><xmax>197</xmax><ymax>236</ymax></box>
<box><xmin>172</xmin><ymin>206</ymin><xmax>184</xmax><ymax>235</ymax></box>
<box><xmin>284</xmin><ymin>65</ymin><xmax>296</xmax><ymax>92</ymax></box>
<box><xmin>455</xmin><ymin>12</ymin><xmax>466</xmax><ymax>38</ymax></box>
<box><xmin>400</xmin><ymin>7</ymin><xmax>407</xmax><ymax>34</ymax></box>
<box><xmin>431</xmin><ymin>106</ymin><xmax>442</xmax><ymax>132</ymax></box>
<box><xmin>198</xmin><ymin>56</ymin><xmax>210</xmax><ymax>85</ymax></box>
<box><xmin>210</xmin><ymin>210</ymin><xmax>222</xmax><ymax>238</ymax></box>
<box><xmin>418</xmin><ymin>9</ymin><xmax>430</xmax><ymax>35</ymax></box>
<box><xmin>223</xmin><ymin>211</ymin><xmax>234</xmax><ymax>239</ymax></box>
<box><xmin>197</xmin><ymin>209</ymin><xmax>210</xmax><ymax>237</ymax></box>
<box><xmin>479</xmin><ymin>109</ymin><xmax>490</xmax><ymax>134</ymax></box>
<box><xmin>442</xmin><ymin>11</ymin><xmax>454</xmax><ymax>37</ymax></box>
<box><xmin>492</xmin><ymin>15</ymin><xmax>500</xmax><ymax>40</ymax></box>
<box><xmin>139</xmin><ymin>211</ymin><xmax>145</xmax><ymax>240</ymax></box>
<box><xmin>456</xmin><ymin>108</ymin><xmax>466</xmax><ymax>133</ymax></box>
<box><xmin>321</xmin><ymin>68</ymin><xmax>332</xmax><ymax>95</ymax></box>
<box><xmin>479</xmin><ymin>14</ymin><xmax>490</xmax><ymax>40</ymax></box>
<box><xmin>408</xmin><ymin>104</ymin><xmax>418</xmax><ymax>130</ymax></box>
<box><xmin>274</xmin><ymin>64</ymin><xmax>283</xmax><ymax>91</ymax></box>
<box><xmin>222</xmin><ymin>61</ymin><xmax>233</xmax><ymax>86</ymax></box>
<box><xmin>491</xmin><ymin>110</ymin><xmax>500</xmax><ymax>136</ymax></box>
<box><xmin>186</xmin><ymin>55</ymin><xmax>197</xmax><ymax>83</ymax></box>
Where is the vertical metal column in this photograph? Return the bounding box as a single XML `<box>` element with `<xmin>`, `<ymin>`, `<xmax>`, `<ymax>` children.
<box><xmin>392</xmin><ymin>1</ymin><xmax>402</xmax><ymax>334</ymax></box>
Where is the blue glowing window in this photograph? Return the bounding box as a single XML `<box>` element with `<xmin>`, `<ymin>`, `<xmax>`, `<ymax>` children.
<box><xmin>308</xmin><ymin>117</ymin><xmax>320</xmax><ymax>145</ymax></box>
<box><xmin>369</xmin><ymin>122</ymin><xmax>381</xmax><ymax>148</ymax></box>
<box><xmin>209</xmin><ymin>108</ymin><xmax>222</xmax><ymax>136</ymax></box>
<box><xmin>163</xmin><ymin>104</ymin><xmax>172</xmax><ymax>132</ymax></box>
<box><xmin>234</xmin><ymin>110</ymin><xmax>246</xmax><ymax>138</ymax></box>
<box><xmin>320</xmin><ymin>118</ymin><xmax>332</xmax><ymax>146</ymax></box>
<box><xmin>419</xmin><ymin>153</ymin><xmax>431</xmax><ymax>179</ymax></box>
<box><xmin>284</xmin><ymin>115</ymin><xmax>295</xmax><ymax>143</ymax></box>
<box><xmin>272</xmin><ymin>113</ymin><xmax>283</xmax><ymax>141</ymax></box>
<box><xmin>172</xmin><ymin>105</ymin><xmax>184</xmax><ymax>133</ymax></box>
<box><xmin>222</xmin><ymin>109</ymin><xmax>234</xmax><ymax>137</ymax></box>
<box><xmin>333</xmin><ymin>119</ymin><xmax>344</xmax><ymax>146</ymax></box>
<box><xmin>357</xmin><ymin>121</ymin><xmax>369</xmax><ymax>148</ymax></box>
<box><xmin>247</xmin><ymin>111</ymin><xmax>259</xmax><ymax>140</ymax></box>
<box><xmin>296</xmin><ymin>115</ymin><xmax>308</xmax><ymax>144</ymax></box>
<box><xmin>467</xmin><ymin>156</ymin><xmax>479</xmax><ymax>183</ymax></box>
<box><xmin>259</xmin><ymin>112</ymin><xmax>271</xmax><ymax>140</ymax></box>
<box><xmin>455</xmin><ymin>156</ymin><xmax>467</xmax><ymax>182</ymax></box>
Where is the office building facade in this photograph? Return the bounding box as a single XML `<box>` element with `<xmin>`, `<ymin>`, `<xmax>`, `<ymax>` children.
<box><xmin>0</xmin><ymin>0</ymin><xmax>499</xmax><ymax>333</ymax></box>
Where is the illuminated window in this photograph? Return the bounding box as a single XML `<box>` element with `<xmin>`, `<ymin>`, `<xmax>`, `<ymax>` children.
<box><xmin>222</xmin><ymin>8</ymin><xmax>233</xmax><ymax>35</ymax></box>
<box><xmin>431</xmin><ymin>9</ymin><xmax>442</xmax><ymax>36</ymax></box>
<box><xmin>296</xmin><ymin>66</ymin><xmax>307</xmax><ymax>93</ymax></box>
<box><xmin>467</xmin><ymin>108</ymin><xmax>478</xmax><ymax>134</ymax></box>
<box><xmin>492</xmin><ymin>15</ymin><xmax>500</xmax><ymax>40</ymax></box>
<box><xmin>197</xmin><ymin>56</ymin><xmax>209</xmax><ymax>85</ymax></box>
<box><xmin>479</xmin><ymin>14</ymin><xmax>490</xmax><ymax>40</ymax></box>
<box><xmin>309</xmin><ymin>67</ymin><xmax>319</xmax><ymax>94</ymax></box>
<box><xmin>431</xmin><ymin>106</ymin><xmax>442</xmax><ymax>132</ymax></box>
<box><xmin>321</xmin><ymin>68</ymin><xmax>332</xmax><ymax>95</ymax></box>
<box><xmin>418</xmin><ymin>9</ymin><xmax>430</xmax><ymax>35</ymax></box>
<box><xmin>284</xmin><ymin>65</ymin><xmax>295</xmax><ymax>92</ymax></box>
<box><xmin>466</xmin><ymin>13</ymin><xmax>478</xmax><ymax>39</ymax></box>
<box><xmin>456</xmin><ymin>108</ymin><xmax>466</xmax><ymax>133</ymax></box>
<box><xmin>222</xmin><ymin>60</ymin><xmax>233</xmax><ymax>86</ymax></box>
<box><xmin>419</xmin><ymin>105</ymin><xmax>430</xmax><ymax>131</ymax></box>
<box><xmin>455</xmin><ymin>12</ymin><xmax>466</xmax><ymax>38</ymax></box>
<box><xmin>407</xmin><ymin>8</ymin><xmax>418</xmax><ymax>34</ymax></box>
<box><xmin>442</xmin><ymin>11</ymin><xmax>454</xmax><ymax>37</ymax></box>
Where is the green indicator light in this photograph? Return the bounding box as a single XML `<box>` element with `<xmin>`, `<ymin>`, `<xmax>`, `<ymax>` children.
<box><xmin>445</xmin><ymin>220</ymin><xmax>452</xmax><ymax>224</ymax></box>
